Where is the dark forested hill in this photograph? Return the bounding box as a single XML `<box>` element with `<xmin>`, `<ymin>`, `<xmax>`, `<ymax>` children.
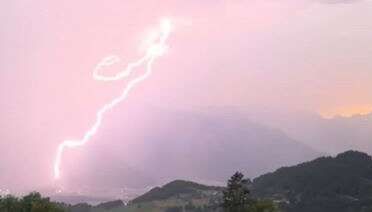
<box><xmin>131</xmin><ymin>180</ymin><xmax>223</xmax><ymax>204</ymax></box>
<box><xmin>252</xmin><ymin>150</ymin><xmax>372</xmax><ymax>212</ymax></box>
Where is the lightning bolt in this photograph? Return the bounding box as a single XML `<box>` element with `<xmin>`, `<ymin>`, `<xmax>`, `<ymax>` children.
<box><xmin>54</xmin><ymin>19</ymin><xmax>172</xmax><ymax>179</ymax></box>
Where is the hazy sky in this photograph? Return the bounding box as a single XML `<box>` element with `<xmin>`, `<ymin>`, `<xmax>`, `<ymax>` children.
<box><xmin>1</xmin><ymin>0</ymin><xmax>372</xmax><ymax>191</ymax></box>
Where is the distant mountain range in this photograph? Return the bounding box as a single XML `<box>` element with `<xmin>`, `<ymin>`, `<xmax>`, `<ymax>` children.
<box><xmin>62</xmin><ymin>106</ymin><xmax>321</xmax><ymax>192</ymax></box>
<box><xmin>254</xmin><ymin>110</ymin><xmax>372</xmax><ymax>155</ymax></box>
<box><xmin>133</xmin><ymin>107</ymin><xmax>321</xmax><ymax>182</ymax></box>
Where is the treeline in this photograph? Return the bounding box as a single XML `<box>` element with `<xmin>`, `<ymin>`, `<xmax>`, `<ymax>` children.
<box><xmin>0</xmin><ymin>192</ymin><xmax>65</xmax><ymax>212</ymax></box>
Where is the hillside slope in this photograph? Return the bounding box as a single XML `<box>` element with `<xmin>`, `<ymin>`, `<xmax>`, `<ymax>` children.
<box><xmin>252</xmin><ymin>150</ymin><xmax>372</xmax><ymax>212</ymax></box>
<box><xmin>131</xmin><ymin>180</ymin><xmax>223</xmax><ymax>204</ymax></box>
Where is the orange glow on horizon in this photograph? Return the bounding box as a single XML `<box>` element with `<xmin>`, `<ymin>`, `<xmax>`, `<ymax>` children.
<box><xmin>320</xmin><ymin>105</ymin><xmax>372</xmax><ymax>119</ymax></box>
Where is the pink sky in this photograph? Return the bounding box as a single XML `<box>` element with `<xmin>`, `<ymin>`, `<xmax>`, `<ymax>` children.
<box><xmin>0</xmin><ymin>0</ymin><xmax>372</xmax><ymax>190</ymax></box>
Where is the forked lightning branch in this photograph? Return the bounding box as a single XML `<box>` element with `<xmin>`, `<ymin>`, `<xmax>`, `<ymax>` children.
<box><xmin>54</xmin><ymin>19</ymin><xmax>173</xmax><ymax>179</ymax></box>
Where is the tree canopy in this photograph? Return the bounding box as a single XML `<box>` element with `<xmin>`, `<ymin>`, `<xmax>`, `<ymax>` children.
<box><xmin>0</xmin><ymin>192</ymin><xmax>65</xmax><ymax>212</ymax></box>
<box><xmin>223</xmin><ymin>171</ymin><xmax>277</xmax><ymax>212</ymax></box>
